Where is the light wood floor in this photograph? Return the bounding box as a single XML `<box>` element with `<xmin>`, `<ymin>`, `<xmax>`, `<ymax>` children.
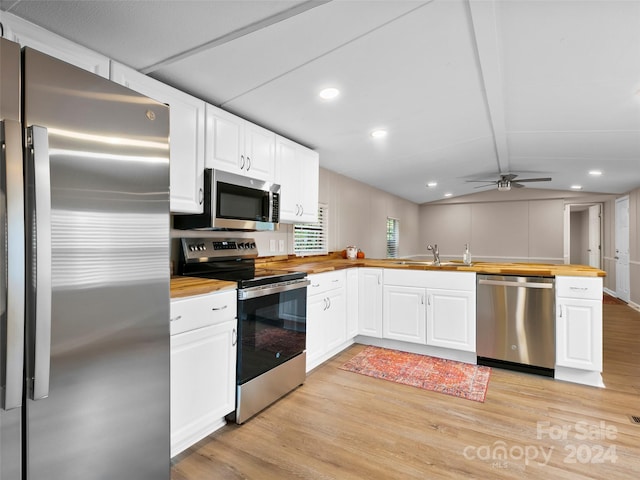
<box><xmin>171</xmin><ymin>302</ymin><xmax>640</xmax><ymax>479</ymax></box>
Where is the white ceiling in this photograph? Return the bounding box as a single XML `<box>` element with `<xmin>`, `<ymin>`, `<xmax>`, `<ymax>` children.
<box><xmin>2</xmin><ymin>0</ymin><xmax>639</xmax><ymax>204</ymax></box>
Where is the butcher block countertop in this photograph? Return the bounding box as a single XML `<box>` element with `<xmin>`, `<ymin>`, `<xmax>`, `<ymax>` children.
<box><xmin>170</xmin><ymin>276</ymin><xmax>236</xmax><ymax>299</ymax></box>
<box><xmin>255</xmin><ymin>254</ymin><xmax>607</xmax><ymax>277</ymax></box>
<box><xmin>171</xmin><ymin>254</ymin><xmax>605</xmax><ymax>298</ymax></box>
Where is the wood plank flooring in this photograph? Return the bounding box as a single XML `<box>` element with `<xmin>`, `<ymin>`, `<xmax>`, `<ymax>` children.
<box><xmin>171</xmin><ymin>302</ymin><xmax>640</xmax><ymax>479</ymax></box>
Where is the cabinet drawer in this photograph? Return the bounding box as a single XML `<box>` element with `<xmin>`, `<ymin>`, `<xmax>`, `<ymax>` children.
<box><xmin>307</xmin><ymin>270</ymin><xmax>346</xmax><ymax>296</ymax></box>
<box><xmin>170</xmin><ymin>290</ymin><xmax>237</xmax><ymax>335</ymax></box>
<box><xmin>556</xmin><ymin>276</ymin><xmax>602</xmax><ymax>300</ymax></box>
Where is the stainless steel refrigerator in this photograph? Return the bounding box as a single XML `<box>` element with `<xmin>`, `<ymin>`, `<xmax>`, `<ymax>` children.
<box><xmin>1</xmin><ymin>37</ymin><xmax>170</xmax><ymax>479</ymax></box>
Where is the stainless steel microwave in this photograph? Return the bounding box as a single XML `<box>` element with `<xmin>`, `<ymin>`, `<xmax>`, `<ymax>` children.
<box><xmin>173</xmin><ymin>169</ymin><xmax>280</xmax><ymax>231</ymax></box>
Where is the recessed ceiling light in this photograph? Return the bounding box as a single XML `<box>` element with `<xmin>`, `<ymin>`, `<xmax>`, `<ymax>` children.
<box><xmin>571</xmin><ymin>185</ymin><xmax>583</xmax><ymax>190</ymax></box>
<box><xmin>588</xmin><ymin>170</ymin><xmax>602</xmax><ymax>176</ymax></box>
<box><xmin>444</xmin><ymin>192</ymin><xmax>453</xmax><ymax>197</ymax></box>
<box><xmin>371</xmin><ymin>129</ymin><xmax>387</xmax><ymax>139</ymax></box>
<box><xmin>318</xmin><ymin>87</ymin><xmax>340</xmax><ymax>100</ymax></box>
<box><xmin>426</xmin><ymin>182</ymin><xmax>438</xmax><ymax>188</ymax></box>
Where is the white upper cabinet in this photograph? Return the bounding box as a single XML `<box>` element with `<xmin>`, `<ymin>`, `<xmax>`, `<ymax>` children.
<box><xmin>275</xmin><ymin>135</ymin><xmax>319</xmax><ymax>224</ymax></box>
<box><xmin>205</xmin><ymin>105</ymin><xmax>275</xmax><ymax>182</ymax></box>
<box><xmin>110</xmin><ymin>62</ymin><xmax>205</xmax><ymax>214</ymax></box>
<box><xmin>2</xmin><ymin>12</ymin><xmax>109</xmax><ymax>77</ymax></box>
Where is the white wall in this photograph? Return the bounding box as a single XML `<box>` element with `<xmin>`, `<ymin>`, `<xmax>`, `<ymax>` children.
<box><xmin>418</xmin><ymin>199</ymin><xmax>565</xmax><ymax>262</ymax></box>
<box><xmin>319</xmin><ymin>168</ymin><xmax>420</xmax><ymax>258</ymax></box>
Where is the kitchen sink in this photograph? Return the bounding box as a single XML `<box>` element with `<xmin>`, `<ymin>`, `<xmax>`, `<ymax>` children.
<box><xmin>393</xmin><ymin>261</ymin><xmax>461</xmax><ymax>267</ymax></box>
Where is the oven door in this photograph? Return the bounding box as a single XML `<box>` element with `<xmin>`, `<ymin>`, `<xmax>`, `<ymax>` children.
<box><xmin>236</xmin><ymin>280</ymin><xmax>308</xmax><ymax>384</ymax></box>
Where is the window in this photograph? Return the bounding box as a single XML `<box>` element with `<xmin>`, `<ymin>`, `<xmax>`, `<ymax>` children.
<box><xmin>294</xmin><ymin>204</ymin><xmax>328</xmax><ymax>256</ymax></box>
<box><xmin>386</xmin><ymin>217</ymin><xmax>399</xmax><ymax>258</ymax></box>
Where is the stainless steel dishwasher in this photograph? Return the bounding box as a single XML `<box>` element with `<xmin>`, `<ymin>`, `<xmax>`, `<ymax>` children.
<box><xmin>476</xmin><ymin>274</ymin><xmax>555</xmax><ymax>376</ymax></box>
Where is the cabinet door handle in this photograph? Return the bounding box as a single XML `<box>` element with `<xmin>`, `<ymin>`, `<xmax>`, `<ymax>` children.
<box><xmin>246</xmin><ymin>157</ymin><xmax>251</xmax><ymax>171</ymax></box>
<box><xmin>300</xmin><ymin>205</ymin><xmax>304</xmax><ymax>216</ymax></box>
<box><xmin>558</xmin><ymin>305</ymin><xmax>564</xmax><ymax>318</ymax></box>
<box><xmin>240</xmin><ymin>155</ymin><xmax>245</xmax><ymax>169</ymax></box>
<box><xmin>331</xmin><ymin>279</ymin><xmax>339</xmax><ymax>283</ymax></box>
<box><xmin>311</xmin><ymin>283</ymin><xmax>320</xmax><ymax>288</ymax></box>
<box><xmin>427</xmin><ymin>295</ymin><xmax>431</xmax><ymax>306</ymax></box>
<box><xmin>377</xmin><ymin>275</ymin><xmax>381</xmax><ymax>285</ymax></box>
<box><xmin>232</xmin><ymin>328</ymin><xmax>237</xmax><ymax>346</ymax></box>
<box><xmin>327</xmin><ymin>297</ymin><xmax>331</xmax><ymax>310</ymax></box>
<box><xmin>323</xmin><ymin>298</ymin><xmax>328</xmax><ymax>311</ymax></box>
<box><xmin>212</xmin><ymin>305</ymin><xmax>228</xmax><ymax>311</ymax></box>
<box><xmin>198</xmin><ymin>187</ymin><xmax>204</xmax><ymax>205</ymax></box>
<box><xmin>170</xmin><ymin>315</ymin><xmax>182</xmax><ymax>322</ymax></box>
<box><xmin>421</xmin><ymin>295</ymin><xmax>425</xmax><ymax>305</ymax></box>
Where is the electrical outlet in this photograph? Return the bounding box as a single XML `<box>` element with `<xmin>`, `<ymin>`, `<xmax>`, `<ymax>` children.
<box><xmin>270</xmin><ymin>239</ymin><xmax>276</xmax><ymax>251</ymax></box>
<box><xmin>279</xmin><ymin>239</ymin><xmax>285</xmax><ymax>252</ymax></box>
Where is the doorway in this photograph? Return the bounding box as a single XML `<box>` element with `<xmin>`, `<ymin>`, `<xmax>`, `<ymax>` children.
<box><xmin>564</xmin><ymin>203</ymin><xmax>602</xmax><ymax>268</ymax></box>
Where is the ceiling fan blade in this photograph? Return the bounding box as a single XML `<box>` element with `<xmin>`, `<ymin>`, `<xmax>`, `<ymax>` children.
<box><xmin>465</xmin><ymin>179</ymin><xmax>497</xmax><ymax>183</ymax></box>
<box><xmin>474</xmin><ymin>184</ymin><xmax>495</xmax><ymax>189</ymax></box>
<box><xmin>510</xmin><ymin>182</ymin><xmax>526</xmax><ymax>188</ymax></box>
<box><xmin>515</xmin><ymin>177</ymin><xmax>552</xmax><ymax>183</ymax></box>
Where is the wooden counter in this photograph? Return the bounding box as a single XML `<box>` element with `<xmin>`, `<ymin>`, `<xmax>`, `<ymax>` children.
<box><xmin>170</xmin><ymin>276</ymin><xmax>236</xmax><ymax>299</ymax></box>
<box><xmin>171</xmin><ymin>256</ymin><xmax>605</xmax><ymax>298</ymax></box>
<box><xmin>256</xmin><ymin>255</ymin><xmax>606</xmax><ymax>277</ymax></box>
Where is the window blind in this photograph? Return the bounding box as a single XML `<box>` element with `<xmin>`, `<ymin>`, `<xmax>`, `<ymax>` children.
<box><xmin>294</xmin><ymin>204</ymin><xmax>328</xmax><ymax>256</ymax></box>
<box><xmin>386</xmin><ymin>217</ymin><xmax>399</xmax><ymax>258</ymax></box>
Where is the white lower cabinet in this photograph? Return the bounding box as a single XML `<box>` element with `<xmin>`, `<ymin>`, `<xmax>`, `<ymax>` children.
<box><xmin>555</xmin><ymin>276</ymin><xmax>603</xmax><ymax>372</ymax></box>
<box><xmin>170</xmin><ymin>290</ymin><xmax>237</xmax><ymax>457</ymax></box>
<box><xmin>346</xmin><ymin>269</ymin><xmax>359</xmax><ymax>339</ymax></box>
<box><xmin>358</xmin><ymin>268</ymin><xmax>383</xmax><ymax>338</ymax></box>
<box><xmin>306</xmin><ymin>271</ymin><xmax>348</xmax><ymax>371</ymax></box>
<box><xmin>426</xmin><ymin>288</ymin><xmax>475</xmax><ymax>352</ymax></box>
<box><xmin>383</xmin><ymin>285</ymin><xmax>426</xmax><ymax>344</ymax></box>
<box><xmin>379</xmin><ymin>269</ymin><xmax>476</xmax><ymax>353</ymax></box>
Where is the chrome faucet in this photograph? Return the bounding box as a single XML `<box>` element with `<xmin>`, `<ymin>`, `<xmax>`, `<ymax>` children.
<box><xmin>427</xmin><ymin>244</ymin><xmax>440</xmax><ymax>266</ymax></box>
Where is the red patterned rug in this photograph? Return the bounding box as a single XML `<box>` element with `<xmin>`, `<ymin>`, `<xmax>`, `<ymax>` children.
<box><xmin>339</xmin><ymin>346</ymin><xmax>491</xmax><ymax>403</ymax></box>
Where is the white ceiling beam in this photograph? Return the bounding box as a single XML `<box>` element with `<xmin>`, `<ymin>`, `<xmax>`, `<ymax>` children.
<box><xmin>140</xmin><ymin>0</ymin><xmax>332</xmax><ymax>75</ymax></box>
<box><xmin>467</xmin><ymin>0</ymin><xmax>510</xmax><ymax>174</ymax></box>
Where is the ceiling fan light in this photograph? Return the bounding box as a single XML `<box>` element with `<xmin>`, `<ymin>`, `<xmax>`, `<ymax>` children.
<box><xmin>497</xmin><ymin>181</ymin><xmax>511</xmax><ymax>191</ymax></box>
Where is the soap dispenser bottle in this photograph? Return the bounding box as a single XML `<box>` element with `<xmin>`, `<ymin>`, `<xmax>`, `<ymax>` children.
<box><xmin>463</xmin><ymin>243</ymin><xmax>472</xmax><ymax>266</ymax></box>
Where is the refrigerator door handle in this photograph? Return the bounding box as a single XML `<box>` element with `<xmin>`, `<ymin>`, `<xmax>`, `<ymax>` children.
<box><xmin>1</xmin><ymin>119</ymin><xmax>26</xmax><ymax>410</ymax></box>
<box><xmin>27</xmin><ymin>125</ymin><xmax>52</xmax><ymax>401</ymax></box>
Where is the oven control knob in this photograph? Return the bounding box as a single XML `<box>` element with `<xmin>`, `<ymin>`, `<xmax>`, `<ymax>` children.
<box><xmin>250</xmin><ymin>242</ymin><xmax>256</xmax><ymax>249</ymax></box>
<box><xmin>238</xmin><ymin>243</ymin><xmax>245</xmax><ymax>249</ymax></box>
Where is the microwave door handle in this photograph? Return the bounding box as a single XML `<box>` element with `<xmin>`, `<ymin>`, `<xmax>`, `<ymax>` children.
<box><xmin>26</xmin><ymin>126</ymin><xmax>52</xmax><ymax>401</ymax></box>
<box><xmin>1</xmin><ymin>120</ymin><xmax>26</xmax><ymax>410</ymax></box>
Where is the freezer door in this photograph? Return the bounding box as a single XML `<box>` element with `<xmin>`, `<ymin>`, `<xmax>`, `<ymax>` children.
<box><xmin>0</xmin><ymin>37</ymin><xmax>24</xmax><ymax>480</ymax></box>
<box><xmin>22</xmin><ymin>47</ymin><xmax>170</xmax><ymax>480</ymax></box>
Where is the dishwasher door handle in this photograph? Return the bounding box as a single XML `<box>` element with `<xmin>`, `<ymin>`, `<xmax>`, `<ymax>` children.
<box><xmin>478</xmin><ymin>279</ymin><xmax>553</xmax><ymax>289</ymax></box>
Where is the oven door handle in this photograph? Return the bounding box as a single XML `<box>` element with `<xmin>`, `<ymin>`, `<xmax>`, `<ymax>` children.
<box><xmin>238</xmin><ymin>279</ymin><xmax>310</xmax><ymax>300</ymax></box>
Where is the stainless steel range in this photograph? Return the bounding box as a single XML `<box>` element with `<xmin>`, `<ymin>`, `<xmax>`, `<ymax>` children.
<box><xmin>178</xmin><ymin>237</ymin><xmax>308</xmax><ymax>424</ymax></box>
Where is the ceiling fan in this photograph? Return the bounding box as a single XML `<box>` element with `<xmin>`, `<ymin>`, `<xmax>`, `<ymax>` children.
<box><xmin>466</xmin><ymin>173</ymin><xmax>552</xmax><ymax>191</ymax></box>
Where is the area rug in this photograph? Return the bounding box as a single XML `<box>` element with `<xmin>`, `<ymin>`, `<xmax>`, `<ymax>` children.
<box><xmin>339</xmin><ymin>346</ymin><xmax>491</xmax><ymax>403</ymax></box>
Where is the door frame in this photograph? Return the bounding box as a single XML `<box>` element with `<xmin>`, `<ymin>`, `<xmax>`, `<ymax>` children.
<box><xmin>564</xmin><ymin>203</ymin><xmax>603</xmax><ymax>268</ymax></box>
